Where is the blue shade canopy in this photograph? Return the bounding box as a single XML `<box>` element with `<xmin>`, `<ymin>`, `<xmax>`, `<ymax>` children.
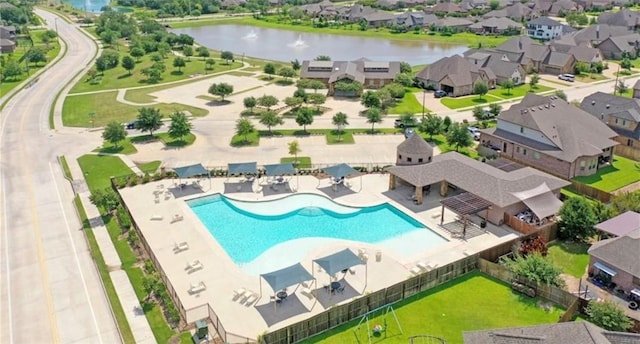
<box><xmin>174</xmin><ymin>164</ymin><xmax>209</xmax><ymax>178</ymax></box>
<box><xmin>260</xmin><ymin>263</ymin><xmax>314</xmax><ymax>292</ymax></box>
<box><xmin>228</xmin><ymin>162</ymin><xmax>257</xmax><ymax>175</ymax></box>
<box><xmin>264</xmin><ymin>163</ymin><xmax>296</xmax><ymax>176</ymax></box>
<box><xmin>323</xmin><ymin>163</ymin><xmax>358</xmax><ymax>179</ymax></box>
<box><xmin>313</xmin><ymin>249</ymin><xmax>363</xmax><ymax>276</ymax></box>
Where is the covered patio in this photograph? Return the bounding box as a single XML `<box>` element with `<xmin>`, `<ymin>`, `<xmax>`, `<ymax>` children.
<box><xmin>440</xmin><ymin>192</ymin><xmax>492</xmax><ymax>239</ymax></box>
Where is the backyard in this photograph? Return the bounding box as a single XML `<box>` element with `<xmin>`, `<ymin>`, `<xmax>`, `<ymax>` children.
<box><xmin>547</xmin><ymin>241</ymin><xmax>590</xmax><ymax>279</ymax></box>
<box><xmin>573</xmin><ymin>156</ymin><xmax>640</xmax><ymax>192</ymax></box>
<box><xmin>307</xmin><ymin>272</ymin><xmax>565</xmax><ymax>344</ymax></box>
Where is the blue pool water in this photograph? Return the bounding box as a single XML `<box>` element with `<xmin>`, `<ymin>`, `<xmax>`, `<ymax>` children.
<box><xmin>188</xmin><ymin>193</ymin><xmax>441</xmax><ymax>263</ymax></box>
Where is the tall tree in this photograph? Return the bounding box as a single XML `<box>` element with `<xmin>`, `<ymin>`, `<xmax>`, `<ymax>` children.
<box><xmin>173</xmin><ymin>57</ymin><xmax>186</xmax><ymax>73</ymax></box>
<box><xmin>473</xmin><ymin>81</ymin><xmax>488</xmax><ymax>100</ymax></box>
<box><xmin>361</xmin><ymin>91</ymin><xmax>381</xmax><ymax>108</ymax></box>
<box><xmin>500</xmin><ymin>79</ymin><xmax>514</xmax><ymax>95</ymax></box>
<box><xmin>263</xmin><ymin>63</ymin><xmax>276</xmax><ymax>79</ymax></box>
<box><xmin>205</xmin><ymin>58</ymin><xmax>215</xmax><ymax>71</ymax></box>
<box><xmin>332</xmin><ymin>112</ymin><xmax>348</xmax><ymax>141</ymax></box>
<box><xmin>182</xmin><ymin>45</ymin><xmax>193</xmax><ymax>60</ymax></box>
<box><xmin>445</xmin><ymin>123</ymin><xmax>473</xmax><ymax>152</ymax></box>
<box><xmin>168</xmin><ymin>111</ymin><xmax>192</xmax><ymax>142</ymax></box>
<box><xmin>290</xmin><ymin>58</ymin><xmax>301</xmax><ymax>71</ymax></box>
<box><xmin>504</xmin><ymin>253</ymin><xmax>565</xmax><ymax>288</ymax></box>
<box><xmin>208</xmin><ymin>82</ymin><xmax>234</xmax><ymax>101</ymax></box>
<box><xmin>121</xmin><ymin>55</ymin><xmax>135</xmax><ymax>75</ymax></box>
<box><xmin>130</xmin><ymin>47</ymin><xmax>145</xmax><ymax>62</ymax></box>
<box><xmin>295</xmin><ymin>107</ymin><xmax>314</xmax><ymax>133</ymax></box>
<box><xmin>366</xmin><ymin>107</ymin><xmax>383</xmax><ymax>133</ymax></box>
<box><xmin>136</xmin><ymin>107</ymin><xmax>164</xmax><ymax>136</ymax></box>
<box><xmin>529</xmin><ymin>73</ymin><xmax>540</xmax><ymax>89</ymax></box>
<box><xmin>586</xmin><ymin>300</ymin><xmax>633</xmax><ymax>332</ymax></box>
<box><xmin>419</xmin><ymin>113</ymin><xmax>443</xmax><ymax>140</ymax></box>
<box><xmin>306</xmin><ymin>93</ymin><xmax>326</xmax><ymax>111</ymax></box>
<box><xmin>243</xmin><ymin>96</ymin><xmax>257</xmax><ymax>113</ymax></box>
<box><xmin>220</xmin><ymin>50</ymin><xmax>234</xmax><ymax>64</ymax></box>
<box><xmin>257</xmin><ymin>95</ymin><xmax>279</xmax><ymax>110</ymax></box>
<box><xmin>558</xmin><ymin>197</ymin><xmax>597</xmax><ymax>241</ymax></box>
<box><xmin>259</xmin><ymin>110</ymin><xmax>283</xmax><ymax>134</ymax></box>
<box><xmin>489</xmin><ymin>103</ymin><xmax>502</xmax><ymax>117</ymax></box>
<box><xmin>102</xmin><ymin>121</ymin><xmax>127</xmax><ymax>148</ymax></box>
<box><xmin>288</xmin><ymin>140</ymin><xmax>301</xmax><ymax>164</ymax></box>
<box><xmin>235</xmin><ymin>118</ymin><xmax>255</xmax><ymax>143</ymax></box>
<box><xmin>2</xmin><ymin>61</ymin><xmax>22</xmax><ymax>81</ymax></box>
<box><xmin>197</xmin><ymin>46</ymin><xmax>210</xmax><ymax>60</ymax></box>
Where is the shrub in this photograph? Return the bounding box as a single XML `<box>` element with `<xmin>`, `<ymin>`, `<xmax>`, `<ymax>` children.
<box><xmin>116</xmin><ymin>206</ymin><xmax>132</xmax><ymax>229</ymax></box>
<box><xmin>519</xmin><ymin>236</ymin><xmax>548</xmax><ymax>256</ymax></box>
<box><xmin>128</xmin><ymin>175</ymin><xmax>138</xmax><ymax>186</ymax></box>
<box><xmin>142</xmin><ymin>173</ymin><xmax>151</xmax><ymax>184</ymax></box>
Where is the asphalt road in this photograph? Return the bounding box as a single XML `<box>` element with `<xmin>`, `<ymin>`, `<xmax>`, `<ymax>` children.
<box><xmin>0</xmin><ymin>10</ymin><xmax>119</xmax><ymax>344</ymax></box>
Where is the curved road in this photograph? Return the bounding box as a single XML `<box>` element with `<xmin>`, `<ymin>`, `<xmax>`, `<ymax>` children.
<box><xmin>0</xmin><ymin>9</ymin><xmax>119</xmax><ymax>344</ymax></box>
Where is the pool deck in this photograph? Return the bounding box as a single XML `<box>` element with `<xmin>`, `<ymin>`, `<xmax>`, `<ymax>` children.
<box><xmin>118</xmin><ymin>174</ymin><xmax>520</xmax><ymax>340</ymax></box>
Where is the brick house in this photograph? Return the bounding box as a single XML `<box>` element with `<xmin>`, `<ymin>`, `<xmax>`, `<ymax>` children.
<box><xmin>479</xmin><ymin>94</ymin><xmax>619</xmax><ymax>179</ymax></box>
<box><xmin>588</xmin><ymin>229</ymin><xmax>640</xmax><ymax>296</ymax></box>
<box><xmin>299</xmin><ymin>59</ymin><xmax>400</xmax><ymax>96</ymax></box>
<box><xmin>415</xmin><ymin>55</ymin><xmax>496</xmax><ymax>97</ymax></box>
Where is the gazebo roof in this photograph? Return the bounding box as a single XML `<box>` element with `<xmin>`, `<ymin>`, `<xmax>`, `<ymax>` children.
<box><xmin>397</xmin><ymin>134</ymin><xmax>433</xmax><ymax>155</ymax></box>
<box><xmin>323</xmin><ymin>163</ymin><xmax>358</xmax><ymax>179</ymax></box>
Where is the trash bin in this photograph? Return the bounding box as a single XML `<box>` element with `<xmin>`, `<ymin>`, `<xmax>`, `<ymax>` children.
<box><xmin>376</xmin><ymin>251</ymin><xmax>382</xmax><ymax>262</ymax></box>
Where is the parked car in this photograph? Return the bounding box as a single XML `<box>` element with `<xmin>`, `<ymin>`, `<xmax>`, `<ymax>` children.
<box><xmin>434</xmin><ymin>90</ymin><xmax>447</xmax><ymax>98</ymax></box>
<box><xmin>394</xmin><ymin>119</ymin><xmax>418</xmax><ymax>129</ymax></box>
<box><xmin>467</xmin><ymin>126</ymin><xmax>480</xmax><ymax>141</ymax></box>
<box><xmin>126</xmin><ymin>121</ymin><xmax>140</xmax><ymax>130</ymax></box>
<box><xmin>558</xmin><ymin>74</ymin><xmax>575</xmax><ymax>82</ymax></box>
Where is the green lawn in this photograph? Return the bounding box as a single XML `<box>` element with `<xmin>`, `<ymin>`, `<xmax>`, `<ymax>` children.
<box><xmin>93</xmin><ymin>140</ymin><xmax>138</xmax><ymax>155</ymax></box>
<box><xmin>388</xmin><ymin>91</ymin><xmax>428</xmax><ymax>115</ymax></box>
<box><xmin>440</xmin><ymin>94</ymin><xmax>502</xmax><ymax>110</ymax></box>
<box><xmin>573</xmin><ymin>156</ymin><xmax>640</xmax><ymax>192</ymax></box>
<box><xmin>62</xmin><ymin>92</ymin><xmax>208</xmax><ymax>127</ymax></box>
<box><xmin>137</xmin><ymin>160</ymin><xmax>162</xmax><ymax>174</ymax></box>
<box><xmin>157</xmin><ymin>132</ymin><xmax>196</xmax><ymax>147</ymax></box>
<box><xmin>488</xmin><ymin>84</ymin><xmax>553</xmax><ymax>99</ymax></box>
<box><xmin>547</xmin><ymin>241</ymin><xmax>590</xmax><ymax>278</ymax></box>
<box><xmin>575</xmin><ymin>73</ymin><xmax>608</xmax><ymax>83</ymax></box>
<box><xmin>78</xmin><ymin>155</ymin><xmax>133</xmax><ymax>191</ymax></box>
<box><xmin>281</xmin><ymin>156</ymin><xmax>312</xmax><ymax>168</ymax></box>
<box><xmin>427</xmin><ymin>134</ymin><xmax>479</xmax><ymax>159</ymax></box>
<box><xmin>307</xmin><ymin>272</ymin><xmax>564</xmax><ymax>344</ymax></box>
<box><xmin>69</xmin><ymin>52</ymin><xmax>242</xmax><ymax>93</ymax></box>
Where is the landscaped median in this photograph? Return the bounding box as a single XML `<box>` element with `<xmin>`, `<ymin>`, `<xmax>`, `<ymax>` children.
<box><xmin>230</xmin><ymin>128</ymin><xmax>401</xmax><ymax>147</ymax></box>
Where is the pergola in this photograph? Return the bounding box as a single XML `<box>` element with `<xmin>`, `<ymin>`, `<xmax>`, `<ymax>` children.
<box><xmin>440</xmin><ymin>192</ymin><xmax>492</xmax><ymax>237</ymax></box>
<box><xmin>312</xmin><ymin>248</ymin><xmax>366</xmax><ymax>294</ymax></box>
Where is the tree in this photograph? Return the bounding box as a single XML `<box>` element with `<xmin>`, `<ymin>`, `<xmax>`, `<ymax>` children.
<box><xmin>443</xmin><ymin>116</ymin><xmax>452</xmax><ymax>132</ymax></box>
<box><xmin>489</xmin><ymin>0</ymin><xmax>499</xmax><ymax>10</ymax></box>
<box><xmin>23</xmin><ymin>48</ymin><xmax>48</xmax><ymax>66</ymax></box>
<box><xmin>361</xmin><ymin>91</ymin><xmax>381</xmax><ymax>108</ymax></box>
<box><xmin>358</xmin><ymin>18</ymin><xmax>368</xmax><ymax>31</ymax></box>
<box><xmin>306</xmin><ymin>93</ymin><xmax>326</xmax><ymax>111</ymax></box>
<box><xmin>130</xmin><ymin>47</ymin><xmax>145</xmax><ymax>62</ymax></box>
<box><xmin>419</xmin><ymin>113</ymin><xmax>443</xmax><ymax>140</ymax></box>
<box><xmin>473</xmin><ymin>106</ymin><xmax>486</xmax><ymax>121</ymax></box>
<box><xmin>332</xmin><ymin>112</ymin><xmax>349</xmax><ymax>141</ymax></box>
<box><xmin>366</xmin><ymin>107</ymin><xmax>383</xmax><ymax>133</ymax></box>
<box><xmin>121</xmin><ymin>55</ymin><xmax>135</xmax><ymax>75</ymax></box>
<box><xmin>2</xmin><ymin>61</ymin><xmax>22</xmax><ymax>81</ymax></box>
<box><xmin>473</xmin><ymin>81</ymin><xmax>488</xmax><ymax>100</ymax></box>
<box><xmin>489</xmin><ymin>103</ymin><xmax>502</xmax><ymax>117</ymax></box>
<box><xmin>168</xmin><ymin>111</ymin><xmax>192</xmax><ymax>142</ymax></box>
<box><xmin>235</xmin><ymin>118</ymin><xmax>255</xmax><ymax>143</ymax></box>
<box><xmin>394</xmin><ymin>73</ymin><xmax>414</xmax><ymax>87</ymax></box>
<box><xmin>150</xmin><ymin>53</ymin><xmax>163</xmax><ymax>63</ymax></box>
<box><xmin>555</xmin><ymin>90</ymin><xmax>567</xmax><ymax>101</ymax></box>
<box><xmin>197</xmin><ymin>46</ymin><xmax>210</xmax><ymax>60</ymax></box>
<box><xmin>445</xmin><ymin>123</ymin><xmax>473</xmax><ymax>152</ymax></box>
<box><xmin>586</xmin><ymin>300</ymin><xmax>633</xmax><ymax>331</ymax></box>
<box><xmin>257</xmin><ymin>95</ymin><xmax>278</xmax><ymax>110</ymax></box>
<box><xmin>173</xmin><ymin>57</ymin><xmax>186</xmax><ymax>73</ymax></box>
<box><xmin>89</xmin><ymin>188</ymin><xmax>120</xmax><ymax>211</ymax></box>
<box><xmin>500</xmin><ymin>79</ymin><xmax>514</xmax><ymax>95</ymax></box>
<box><xmin>102</xmin><ymin>121</ymin><xmax>127</xmax><ymax>148</ymax></box>
<box><xmin>263</xmin><ymin>63</ymin><xmax>276</xmax><ymax>79</ymax></box>
<box><xmin>141</xmin><ymin>273</ymin><xmax>160</xmax><ymax>301</ymax></box>
<box><xmin>259</xmin><ymin>110</ymin><xmax>283</xmax><ymax>133</ymax></box>
<box><xmin>290</xmin><ymin>59</ymin><xmax>301</xmax><ymax>71</ymax></box>
<box><xmin>205</xmin><ymin>58</ymin><xmax>215</xmax><ymax>71</ymax></box>
<box><xmin>208</xmin><ymin>82</ymin><xmax>234</xmax><ymax>101</ymax></box>
<box><xmin>183</xmin><ymin>45</ymin><xmax>193</xmax><ymax>60</ymax></box>
<box><xmin>288</xmin><ymin>140</ymin><xmax>301</xmax><ymax>164</ymax></box>
<box><xmin>621</xmin><ymin>58</ymin><xmax>632</xmax><ymax>71</ymax></box>
<box><xmin>220</xmin><ymin>50</ymin><xmax>234</xmax><ymax>64</ymax></box>
<box><xmin>610</xmin><ymin>190</ymin><xmax>640</xmax><ymax>214</ymax></box>
<box><xmin>314</xmin><ymin>55</ymin><xmax>331</xmax><ymax>61</ymax></box>
<box><xmin>278</xmin><ymin>67</ymin><xmax>296</xmax><ymax>81</ymax></box>
<box><xmin>616</xmin><ymin>80</ymin><xmax>628</xmax><ymax>95</ymax></box>
<box><xmin>243</xmin><ymin>96</ymin><xmax>257</xmax><ymax>113</ymax></box>
<box><xmin>284</xmin><ymin>96</ymin><xmax>304</xmax><ymax>112</ymax></box>
<box><xmin>503</xmin><ymin>253</ymin><xmax>566</xmax><ymax>288</ymax></box>
<box><xmin>137</xmin><ymin>107</ymin><xmax>164</xmax><ymax>136</ymax></box>
<box><xmin>558</xmin><ymin>197</ymin><xmax>597</xmax><ymax>241</ymax></box>
<box><xmin>295</xmin><ymin>107</ymin><xmax>314</xmax><ymax>132</ymax></box>
<box><xmin>399</xmin><ymin>61</ymin><xmax>412</xmax><ymax>74</ymax></box>
<box><xmin>400</xmin><ymin>112</ymin><xmax>417</xmax><ymax>127</ymax></box>
<box><xmin>529</xmin><ymin>74</ymin><xmax>540</xmax><ymax>89</ymax></box>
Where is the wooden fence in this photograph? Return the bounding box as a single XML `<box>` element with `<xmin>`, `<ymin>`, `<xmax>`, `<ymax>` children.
<box><xmin>261</xmin><ymin>256</ymin><xmax>479</xmax><ymax>344</ymax></box>
<box><xmin>614</xmin><ymin>144</ymin><xmax>640</xmax><ymax>161</ymax></box>
<box><xmin>478</xmin><ymin>224</ymin><xmax>558</xmax><ymax>263</ymax></box>
<box><xmin>569</xmin><ymin>180</ymin><xmax>612</xmax><ymax>203</ymax></box>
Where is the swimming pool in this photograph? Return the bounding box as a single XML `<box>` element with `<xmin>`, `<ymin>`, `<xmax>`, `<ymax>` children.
<box><xmin>188</xmin><ymin>193</ymin><xmax>446</xmax><ymax>263</ymax></box>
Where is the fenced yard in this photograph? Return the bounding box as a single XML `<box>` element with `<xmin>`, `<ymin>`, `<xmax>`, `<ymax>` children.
<box><xmin>306</xmin><ymin>271</ymin><xmax>565</xmax><ymax>344</ymax></box>
<box><xmin>572</xmin><ymin>156</ymin><xmax>640</xmax><ymax>192</ymax></box>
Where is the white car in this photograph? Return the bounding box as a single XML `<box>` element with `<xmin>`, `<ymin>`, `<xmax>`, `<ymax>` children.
<box><xmin>467</xmin><ymin>126</ymin><xmax>480</xmax><ymax>141</ymax></box>
<box><xmin>558</xmin><ymin>74</ymin><xmax>575</xmax><ymax>82</ymax></box>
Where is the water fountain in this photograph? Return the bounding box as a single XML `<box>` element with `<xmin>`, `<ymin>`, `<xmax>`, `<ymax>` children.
<box><xmin>288</xmin><ymin>34</ymin><xmax>308</xmax><ymax>48</ymax></box>
<box><xmin>244</xmin><ymin>29</ymin><xmax>258</xmax><ymax>39</ymax></box>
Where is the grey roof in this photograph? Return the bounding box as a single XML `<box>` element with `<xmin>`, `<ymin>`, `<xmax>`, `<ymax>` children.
<box><xmin>528</xmin><ymin>16</ymin><xmax>562</xmax><ymax>27</ymax></box>
<box><xmin>434</xmin><ymin>17</ymin><xmax>473</xmax><ymax>27</ymax></box>
<box><xmin>595</xmin><ymin>211</ymin><xmax>640</xmax><ymax>237</ymax></box>
<box><xmin>323</xmin><ymin>163</ymin><xmax>358</xmax><ymax>179</ymax></box>
<box><xmin>469</xmin><ymin>17</ymin><xmax>523</xmax><ymax>30</ymax></box>
<box><xmin>589</xmin><ymin>229</ymin><xmax>640</xmax><ymax>277</ymax></box>
<box><xmin>260</xmin><ymin>263</ymin><xmax>314</xmax><ymax>292</ymax></box>
<box><xmin>362</xmin><ymin>10</ymin><xmax>395</xmax><ymax>22</ymax></box>
<box><xmin>486</xmin><ymin>60</ymin><xmax>522</xmax><ymax>79</ymax></box>
<box><xmin>635</xmin><ymin>79</ymin><xmax>640</xmax><ymax>91</ymax></box>
<box><xmin>227</xmin><ymin>162</ymin><xmax>257</xmax><ymax>175</ymax></box>
<box><xmin>300</xmin><ymin>60</ymin><xmax>400</xmax><ymax>83</ymax></box>
<box><xmin>264</xmin><ymin>163</ymin><xmax>296</xmax><ymax>176</ymax></box>
<box><xmin>386</xmin><ymin>152</ymin><xmax>569</xmax><ymax>208</ymax></box>
<box><xmin>598</xmin><ymin>8</ymin><xmax>640</xmax><ymax>28</ymax></box>
<box><xmin>544</xmin><ymin>51</ymin><xmax>572</xmax><ymax>67</ymax></box>
<box><xmin>416</xmin><ymin>55</ymin><xmax>493</xmax><ymax>87</ymax></box>
<box><xmin>580</xmin><ymin>92</ymin><xmax>640</xmax><ymax>140</ymax></box>
<box><xmin>430</xmin><ymin>2</ymin><xmax>464</xmax><ymax>12</ymax></box>
<box><xmin>484</xmin><ymin>2</ymin><xmax>532</xmax><ymax>20</ymax></box>
<box><xmin>492</xmin><ymin>94</ymin><xmax>619</xmax><ymax>162</ymax></box>
<box><xmin>569</xmin><ymin>24</ymin><xmax>634</xmax><ymax>45</ymax></box>
<box><xmin>463</xmin><ymin>321</ymin><xmax>640</xmax><ymax>344</ymax></box>
<box><xmin>313</xmin><ymin>249</ymin><xmax>364</xmax><ymax>276</ymax></box>
<box><xmin>397</xmin><ymin>134</ymin><xmax>434</xmax><ymax>155</ymax></box>
<box><xmin>173</xmin><ymin>164</ymin><xmax>209</xmax><ymax>178</ymax></box>
<box><xmin>567</xmin><ymin>45</ymin><xmax>601</xmax><ymax>63</ymax></box>
<box><xmin>601</xmin><ymin>33</ymin><xmax>640</xmax><ymax>54</ymax></box>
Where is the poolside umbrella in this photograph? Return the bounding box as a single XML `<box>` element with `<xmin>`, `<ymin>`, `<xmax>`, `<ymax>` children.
<box><xmin>264</xmin><ymin>163</ymin><xmax>297</xmax><ymax>191</ymax></box>
<box><xmin>321</xmin><ymin>163</ymin><xmax>362</xmax><ymax>192</ymax></box>
<box><xmin>313</xmin><ymin>248</ymin><xmax>367</xmax><ymax>297</ymax></box>
<box><xmin>173</xmin><ymin>163</ymin><xmax>210</xmax><ymax>188</ymax></box>
<box><xmin>260</xmin><ymin>263</ymin><xmax>315</xmax><ymax>311</ymax></box>
<box><xmin>227</xmin><ymin>162</ymin><xmax>258</xmax><ymax>176</ymax></box>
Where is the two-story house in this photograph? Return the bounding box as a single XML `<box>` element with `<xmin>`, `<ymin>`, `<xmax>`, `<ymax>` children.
<box><xmin>580</xmin><ymin>92</ymin><xmax>640</xmax><ymax>160</ymax></box>
<box><xmin>479</xmin><ymin>94</ymin><xmax>619</xmax><ymax>179</ymax></box>
<box><xmin>527</xmin><ymin>17</ymin><xmax>564</xmax><ymax>40</ymax></box>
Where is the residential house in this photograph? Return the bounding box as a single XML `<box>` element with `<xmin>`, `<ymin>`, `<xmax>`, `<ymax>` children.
<box><xmin>634</xmin><ymin>79</ymin><xmax>640</xmax><ymax>99</ymax></box>
<box><xmin>386</xmin><ymin>151</ymin><xmax>569</xmax><ymax>225</ymax></box>
<box><xmin>433</xmin><ymin>17</ymin><xmax>474</xmax><ymax>31</ymax></box>
<box><xmin>566</xmin><ymin>24</ymin><xmax>634</xmax><ymax>47</ymax></box>
<box><xmin>415</xmin><ymin>55</ymin><xmax>496</xmax><ymax>97</ymax></box>
<box><xmin>492</xmin><ymin>36</ymin><xmax>574</xmax><ymax>74</ymax></box>
<box><xmin>588</xmin><ymin>228</ymin><xmax>640</xmax><ymax>296</ymax></box>
<box><xmin>425</xmin><ymin>2</ymin><xmax>466</xmax><ymax>14</ymax></box>
<box><xmin>549</xmin><ymin>0</ymin><xmax>582</xmax><ymax>16</ymax></box>
<box><xmin>0</xmin><ymin>25</ymin><xmax>16</xmax><ymax>53</ymax></box>
<box><xmin>393</xmin><ymin>11</ymin><xmax>429</xmax><ymax>29</ymax></box>
<box><xmin>596</xmin><ymin>33</ymin><xmax>640</xmax><ymax>59</ymax></box>
<box><xmin>340</xmin><ymin>4</ymin><xmax>376</xmax><ymax>22</ymax></box>
<box><xmin>464</xmin><ymin>321</ymin><xmax>640</xmax><ymax>344</ymax></box>
<box><xmin>465</xmin><ymin>51</ymin><xmax>527</xmax><ymax>84</ymax></box>
<box><xmin>483</xmin><ymin>2</ymin><xmax>537</xmax><ymax>21</ymax></box>
<box><xmin>595</xmin><ymin>211</ymin><xmax>640</xmax><ymax>238</ymax></box>
<box><xmin>598</xmin><ymin>8</ymin><xmax>640</xmax><ymax>31</ymax></box>
<box><xmin>580</xmin><ymin>92</ymin><xmax>640</xmax><ymax>159</ymax></box>
<box><xmin>468</xmin><ymin>17</ymin><xmax>523</xmax><ymax>35</ymax></box>
<box><xmin>299</xmin><ymin>59</ymin><xmax>401</xmax><ymax>95</ymax></box>
<box><xmin>377</xmin><ymin>0</ymin><xmax>427</xmax><ymax>9</ymax></box>
<box><xmin>362</xmin><ymin>11</ymin><xmax>395</xmax><ymax>27</ymax></box>
<box><xmin>550</xmin><ymin>43</ymin><xmax>603</xmax><ymax>65</ymax></box>
<box><xmin>527</xmin><ymin>16</ymin><xmax>564</xmax><ymax>40</ymax></box>
<box><xmin>300</xmin><ymin>0</ymin><xmax>334</xmax><ymax>17</ymax></box>
<box><xmin>531</xmin><ymin>0</ymin><xmax>553</xmax><ymax>15</ymax></box>
<box><xmin>479</xmin><ymin>94</ymin><xmax>619</xmax><ymax>179</ymax></box>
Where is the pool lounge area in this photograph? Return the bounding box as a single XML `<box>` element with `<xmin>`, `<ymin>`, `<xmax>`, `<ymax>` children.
<box><xmin>118</xmin><ymin>174</ymin><xmax>520</xmax><ymax>341</ymax></box>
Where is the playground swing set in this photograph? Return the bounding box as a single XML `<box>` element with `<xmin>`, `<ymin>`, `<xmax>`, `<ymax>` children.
<box><xmin>353</xmin><ymin>304</ymin><xmax>403</xmax><ymax>343</ymax></box>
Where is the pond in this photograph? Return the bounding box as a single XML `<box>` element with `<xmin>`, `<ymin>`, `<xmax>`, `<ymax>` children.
<box><xmin>62</xmin><ymin>0</ymin><xmax>110</xmax><ymax>12</ymax></box>
<box><xmin>171</xmin><ymin>24</ymin><xmax>468</xmax><ymax>65</ymax></box>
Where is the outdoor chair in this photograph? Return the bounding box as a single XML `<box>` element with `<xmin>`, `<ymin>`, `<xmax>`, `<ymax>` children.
<box><xmin>233</xmin><ymin>288</ymin><xmax>247</xmax><ymax>300</ymax></box>
<box><xmin>244</xmin><ymin>292</ymin><xmax>258</xmax><ymax>306</ymax></box>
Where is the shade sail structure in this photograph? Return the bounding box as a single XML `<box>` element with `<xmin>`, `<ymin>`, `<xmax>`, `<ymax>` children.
<box><xmin>313</xmin><ymin>249</ymin><xmax>363</xmax><ymax>276</ymax></box>
<box><xmin>593</xmin><ymin>262</ymin><xmax>617</xmax><ymax>276</ymax></box>
<box><xmin>264</xmin><ymin>163</ymin><xmax>296</xmax><ymax>176</ymax></box>
<box><xmin>260</xmin><ymin>263</ymin><xmax>314</xmax><ymax>292</ymax></box>
<box><xmin>323</xmin><ymin>163</ymin><xmax>358</xmax><ymax>179</ymax></box>
<box><xmin>228</xmin><ymin>162</ymin><xmax>257</xmax><ymax>175</ymax></box>
<box><xmin>521</xmin><ymin>191</ymin><xmax>563</xmax><ymax>219</ymax></box>
<box><xmin>173</xmin><ymin>164</ymin><xmax>209</xmax><ymax>178</ymax></box>
<box><xmin>441</xmin><ymin>192</ymin><xmax>492</xmax><ymax>215</ymax></box>
<box><xmin>595</xmin><ymin>211</ymin><xmax>640</xmax><ymax>237</ymax></box>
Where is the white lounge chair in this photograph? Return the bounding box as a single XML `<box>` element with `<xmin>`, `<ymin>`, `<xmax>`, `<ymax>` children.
<box><xmin>174</xmin><ymin>242</ymin><xmax>189</xmax><ymax>252</ymax></box>
<box><xmin>171</xmin><ymin>214</ymin><xmax>184</xmax><ymax>223</ymax></box>
<box><xmin>301</xmin><ymin>288</ymin><xmax>315</xmax><ymax>299</ymax></box>
<box><xmin>150</xmin><ymin>215</ymin><xmax>164</xmax><ymax>221</ymax></box>
<box><xmin>244</xmin><ymin>292</ymin><xmax>258</xmax><ymax>306</ymax></box>
<box><xmin>188</xmin><ymin>260</ymin><xmax>203</xmax><ymax>272</ymax></box>
<box><xmin>189</xmin><ymin>282</ymin><xmax>206</xmax><ymax>294</ymax></box>
<box><xmin>233</xmin><ymin>288</ymin><xmax>247</xmax><ymax>300</ymax></box>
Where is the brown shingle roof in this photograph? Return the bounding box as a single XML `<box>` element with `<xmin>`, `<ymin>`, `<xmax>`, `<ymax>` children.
<box><xmin>397</xmin><ymin>133</ymin><xmax>433</xmax><ymax>155</ymax></box>
<box><xmin>588</xmin><ymin>229</ymin><xmax>640</xmax><ymax>277</ymax></box>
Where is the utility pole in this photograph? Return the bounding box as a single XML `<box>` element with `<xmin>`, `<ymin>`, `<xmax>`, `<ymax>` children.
<box><xmin>614</xmin><ymin>65</ymin><xmax>620</xmax><ymax>95</ymax></box>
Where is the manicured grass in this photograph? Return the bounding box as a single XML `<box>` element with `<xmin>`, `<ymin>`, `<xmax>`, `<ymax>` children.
<box><xmin>307</xmin><ymin>272</ymin><xmax>564</xmax><ymax>344</ymax></box>
<box><xmin>169</xmin><ymin>17</ymin><xmax>509</xmax><ymax>47</ymax></box>
<box><xmin>231</xmin><ymin>131</ymin><xmax>260</xmax><ymax>146</ymax></box>
<box><xmin>427</xmin><ymin>134</ymin><xmax>479</xmax><ymax>159</ymax></box>
<box><xmin>93</xmin><ymin>140</ymin><xmax>138</xmax><ymax>155</ymax></box>
<box><xmin>69</xmin><ymin>53</ymin><xmax>242</xmax><ymax>93</ymax></box>
<box><xmin>73</xmin><ymin>196</ymin><xmax>136</xmax><ymax>344</ymax></box>
<box><xmin>560</xmin><ymin>188</ymin><xmax>597</xmax><ymax>204</ymax></box>
<box><xmin>488</xmin><ymin>84</ymin><xmax>553</xmax><ymax>99</ymax></box>
<box><xmin>326</xmin><ymin>130</ymin><xmax>355</xmax><ymax>144</ymax></box>
<box><xmin>440</xmin><ymin>94</ymin><xmax>502</xmax><ymax>110</ymax></box>
<box><xmin>388</xmin><ymin>90</ymin><xmax>428</xmax><ymax>115</ymax></box>
<box><xmin>157</xmin><ymin>132</ymin><xmax>196</xmax><ymax>147</ymax></box>
<box><xmin>281</xmin><ymin>156</ymin><xmax>312</xmax><ymax>168</ymax></box>
<box><xmin>78</xmin><ymin>154</ymin><xmax>133</xmax><ymax>191</ymax></box>
<box><xmin>618</xmin><ymin>89</ymin><xmax>634</xmax><ymax>98</ymax></box>
<box><xmin>59</xmin><ymin>156</ymin><xmax>73</xmax><ymax>180</ymax></box>
<box><xmin>575</xmin><ymin>73</ymin><xmax>608</xmax><ymax>83</ymax></box>
<box><xmin>547</xmin><ymin>241</ymin><xmax>591</xmax><ymax>278</ymax></box>
<box><xmin>0</xmin><ymin>40</ymin><xmax>61</xmax><ymax>100</ymax></box>
<box><xmin>137</xmin><ymin>161</ymin><xmax>162</xmax><ymax>174</ymax></box>
<box><xmin>572</xmin><ymin>156</ymin><xmax>640</xmax><ymax>192</ymax></box>
<box><xmin>62</xmin><ymin>92</ymin><xmax>208</xmax><ymax>127</ymax></box>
